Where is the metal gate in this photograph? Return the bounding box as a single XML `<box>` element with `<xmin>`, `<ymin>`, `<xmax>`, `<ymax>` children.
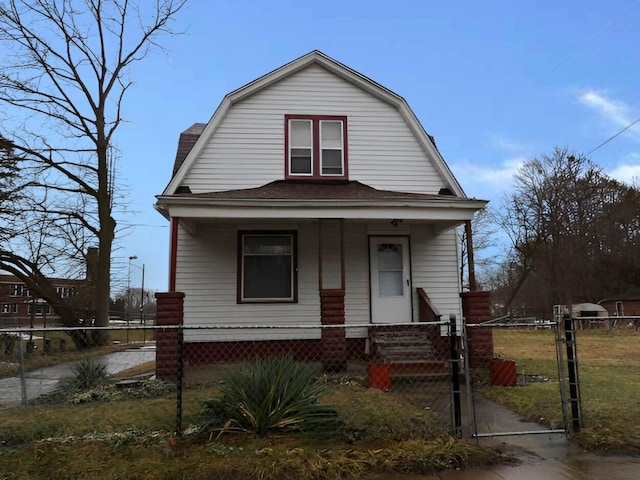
<box><xmin>462</xmin><ymin>311</ymin><xmax>574</xmax><ymax>440</ymax></box>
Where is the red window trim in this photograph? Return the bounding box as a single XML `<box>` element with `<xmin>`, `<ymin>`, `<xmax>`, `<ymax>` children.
<box><xmin>284</xmin><ymin>114</ymin><xmax>349</xmax><ymax>180</ymax></box>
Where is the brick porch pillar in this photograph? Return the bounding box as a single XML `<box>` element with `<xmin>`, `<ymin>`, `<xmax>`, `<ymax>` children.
<box><xmin>461</xmin><ymin>291</ymin><xmax>494</xmax><ymax>366</ymax></box>
<box><xmin>155</xmin><ymin>291</ymin><xmax>185</xmax><ymax>380</ymax></box>
<box><xmin>320</xmin><ymin>289</ymin><xmax>347</xmax><ymax>371</ymax></box>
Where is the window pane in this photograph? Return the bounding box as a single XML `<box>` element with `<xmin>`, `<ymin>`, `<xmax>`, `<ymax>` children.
<box><xmin>242</xmin><ymin>234</ymin><xmax>294</xmax><ymax>300</ymax></box>
<box><xmin>321</xmin><ymin>150</ymin><xmax>343</xmax><ymax>175</ymax></box>
<box><xmin>244</xmin><ymin>235</ymin><xmax>292</xmax><ymax>255</ymax></box>
<box><xmin>290</xmin><ymin>149</ymin><xmax>312</xmax><ymax>174</ymax></box>
<box><xmin>290</xmin><ymin>120</ymin><xmax>312</xmax><ymax>146</ymax></box>
<box><xmin>321</xmin><ymin>121</ymin><xmax>342</xmax><ymax>148</ymax></box>
<box><xmin>378</xmin><ymin>244</ymin><xmax>403</xmax><ymax>270</ymax></box>
<box><xmin>379</xmin><ymin>272</ymin><xmax>403</xmax><ymax>296</ymax></box>
<box><xmin>243</xmin><ymin>256</ymin><xmax>292</xmax><ymax>299</ymax></box>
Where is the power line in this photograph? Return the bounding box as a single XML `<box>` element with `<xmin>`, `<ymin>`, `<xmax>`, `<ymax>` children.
<box><xmin>586</xmin><ymin>116</ymin><xmax>640</xmax><ymax>156</ymax></box>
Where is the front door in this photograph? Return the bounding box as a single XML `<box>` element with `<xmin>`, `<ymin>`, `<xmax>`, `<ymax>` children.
<box><xmin>369</xmin><ymin>236</ymin><xmax>412</xmax><ymax>323</ymax></box>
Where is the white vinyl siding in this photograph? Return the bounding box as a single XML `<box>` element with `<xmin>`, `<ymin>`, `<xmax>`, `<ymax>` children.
<box><xmin>409</xmin><ymin>226</ymin><xmax>463</xmax><ymax>321</ymax></box>
<box><xmin>176</xmin><ymin>222</ymin><xmax>320</xmax><ymax>342</ymax></box>
<box><xmin>182</xmin><ymin>64</ymin><xmax>444</xmax><ymax>194</ymax></box>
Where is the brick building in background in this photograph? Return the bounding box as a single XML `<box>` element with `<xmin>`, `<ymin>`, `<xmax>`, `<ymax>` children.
<box><xmin>0</xmin><ymin>249</ymin><xmax>97</xmax><ymax>327</ymax></box>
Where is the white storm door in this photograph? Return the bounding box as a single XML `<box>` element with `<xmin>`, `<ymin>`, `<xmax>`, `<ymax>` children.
<box><xmin>370</xmin><ymin>236</ymin><xmax>412</xmax><ymax>324</ymax></box>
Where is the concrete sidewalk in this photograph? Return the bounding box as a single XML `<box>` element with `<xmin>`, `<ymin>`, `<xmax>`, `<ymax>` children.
<box><xmin>368</xmin><ymin>396</ymin><xmax>640</xmax><ymax>480</ymax></box>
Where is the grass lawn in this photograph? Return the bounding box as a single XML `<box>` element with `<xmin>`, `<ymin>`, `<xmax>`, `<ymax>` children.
<box><xmin>483</xmin><ymin>328</ymin><xmax>640</xmax><ymax>454</ymax></box>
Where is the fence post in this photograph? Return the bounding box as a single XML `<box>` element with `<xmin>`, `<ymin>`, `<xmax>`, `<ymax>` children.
<box><xmin>564</xmin><ymin>311</ymin><xmax>583</xmax><ymax>433</ymax></box>
<box><xmin>176</xmin><ymin>325</ymin><xmax>184</xmax><ymax>437</ymax></box>
<box><xmin>461</xmin><ymin>320</ymin><xmax>477</xmax><ymax>440</ymax></box>
<box><xmin>553</xmin><ymin>305</ymin><xmax>570</xmax><ymax>434</ymax></box>
<box><xmin>450</xmin><ymin>314</ymin><xmax>462</xmax><ymax>437</ymax></box>
<box><xmin>18</xmin><ymin>331</ymin><xmax>27</xmax><ymax>406</ymax></box>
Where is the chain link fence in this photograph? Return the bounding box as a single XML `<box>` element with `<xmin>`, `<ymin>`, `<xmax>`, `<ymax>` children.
<box><xmin>1</xmin><ymin>321</ymin><xmax>462</xmax><ymax>438</ymax></box>
<box><xmin>0</xmin><ymin>326</ymin><xmax>156</xmax><ymax>408</ymax></box>
<box><xmin>176</xmin><ymin>321</ymin><xmax>460</xmax><ymax>437</ymax></box>
<box><xmin>464</xmin><ymin>320</ymin><xmax>568</xmax><ymax>438</ymax></box>
<box><xmin>3</xmin><ymin>313</ymin><xmax>640</xmax><ymax>450</ymax></box>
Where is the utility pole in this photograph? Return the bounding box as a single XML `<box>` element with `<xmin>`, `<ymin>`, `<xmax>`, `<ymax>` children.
<box><xmin>139</xmin><ymin>263</ymin><xmax>145</xmax><ymax>323</ymax></box>
<box><xmin>127</xmin><ymin>255</ymin><xmax>137</xmax><ymax>344</ymax></box>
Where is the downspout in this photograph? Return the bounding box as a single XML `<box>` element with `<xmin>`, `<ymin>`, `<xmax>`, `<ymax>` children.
<box><xmin>465</xmin><ymin>220</ymin><xmax>477</xmax><ymax>292</ymax></box>
<box><xmin>169</xmin><ymin>217</ymin><xmax>179</xmax><ymax>292</ymax></box>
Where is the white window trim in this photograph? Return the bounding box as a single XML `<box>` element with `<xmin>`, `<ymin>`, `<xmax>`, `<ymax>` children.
<box><xmin>320</xmin><ymin>120</ymin><xmax>345</xmax><ymax>176</ymax></box>
<box><xmin>288</xmin><ymin>119</ymin><xmax>313</xmax><ymax>177</ymax></box>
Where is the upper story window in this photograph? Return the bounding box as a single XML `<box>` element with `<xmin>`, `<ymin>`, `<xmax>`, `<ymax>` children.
<box><xmin>56</xmin><ymin>286</ymin><xmax>77</xmax><ymax>298</ymax></box>
<box><xmin>9</xmin><ymin>284</ymin><xmax>29</xmax><ymax>297</ymax></box>
<box><xmin>285</xmin><ymin>115</ymin><xmax>348</xmax><ymax>180</ymax></box>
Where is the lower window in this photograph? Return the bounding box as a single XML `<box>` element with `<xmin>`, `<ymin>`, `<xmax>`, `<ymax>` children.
<box><xmin>239</xmin><ymin>232</ymin><xmax>297</xmax><ymax>302</ymax></box>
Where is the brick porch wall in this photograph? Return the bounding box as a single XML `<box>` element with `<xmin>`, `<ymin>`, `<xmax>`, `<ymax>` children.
<box><xmin>155</xmin><ymin>291</ymin><xmax>184</xmax><ymax>380</ymax></box>
<box><xmin>320</xmin><ymin>289</ymin><xmax>347</xmax><ymax>371</ymax></box>
<box><xmin>461</xmin><ymin>291</ymin><xmax>494</xmax><ymax>366</ymax></box>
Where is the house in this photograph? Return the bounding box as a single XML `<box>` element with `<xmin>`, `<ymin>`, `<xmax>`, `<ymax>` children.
<box><xmin>0</xmin><ymin>274</ymin><xmax>87</xmax><ymax>327</ymax></box>
<box><xmin>599</xmin><ymin>290</ymin><xmax>640</xmax><ymax>329</ymax></box>
<box><xmin>154</xmin><ymin>51</ymin><xmax>487</xmax><ymax>370</ymax></box>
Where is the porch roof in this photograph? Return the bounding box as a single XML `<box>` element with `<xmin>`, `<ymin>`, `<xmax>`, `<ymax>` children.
<box><xmin>155</xmin><ymin>180</ymin><xmax>487</xmax><ymax>228</ymax></box>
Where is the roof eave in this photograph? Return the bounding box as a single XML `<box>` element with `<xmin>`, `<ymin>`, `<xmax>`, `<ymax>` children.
<box><xmin>154</xmin><ymin>195</ymin><xmax>487</xmax><ymax>221</ymax></box>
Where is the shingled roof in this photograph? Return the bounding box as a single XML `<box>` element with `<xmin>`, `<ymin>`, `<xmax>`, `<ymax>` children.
<box><xmin>600</xmin><ymin>288</ymin><xmax>640</xmax><ymax>302</ymax></box>
<box><xmin>183</xmin><ymin>180</ymin><xmax>456</xmax><ymax>201</ymax></box>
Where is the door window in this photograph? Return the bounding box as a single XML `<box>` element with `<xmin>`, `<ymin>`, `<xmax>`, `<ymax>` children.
<box><xmin>377</xmin><ymin>243</ymin><xmax>403</xmax><ymax>296</ymax></box>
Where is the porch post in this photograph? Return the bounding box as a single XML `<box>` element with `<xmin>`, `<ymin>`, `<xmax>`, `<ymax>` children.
<box><xmin>320</xmin><ymin>289</ymin><xmax>346</xmax><ymax>371</ymax></box>
<box><xmin>318</xmin><ymin>219</ymin><xmax>347</xmax><ymax>371</ymax></box>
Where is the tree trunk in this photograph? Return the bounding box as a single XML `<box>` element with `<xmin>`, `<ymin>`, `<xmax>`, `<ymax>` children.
<box><xmin>92</xmin><ymin>135</ymin><xmax>115</xmax><ymax>346</ymax></box>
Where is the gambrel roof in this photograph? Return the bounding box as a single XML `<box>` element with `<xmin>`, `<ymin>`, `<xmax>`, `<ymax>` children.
<box><xmin>163</xmin><ymin>50</ymin><xmax>467</xmax><ymax>198</ymax></box>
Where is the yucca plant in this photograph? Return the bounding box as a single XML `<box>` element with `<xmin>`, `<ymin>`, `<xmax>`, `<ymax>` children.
<box><xmin>66</xmin><ymin>358</ymin><xmax>109</xmax><ymax>391</ymax></box>
<box><xmin>203</xmin><ymin>355</ymin><xmax>341</xmax><ymax>437</ymax></box>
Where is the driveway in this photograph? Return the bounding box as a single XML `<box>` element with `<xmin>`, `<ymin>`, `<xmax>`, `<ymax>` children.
<box><xmin>0</xmin><ymin>345</ymin><xmax>156</xmax><ymax>409</ymax></box>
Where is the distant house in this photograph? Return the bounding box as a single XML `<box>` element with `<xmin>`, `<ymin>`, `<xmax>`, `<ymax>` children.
<box><xmin>154</xmin><ymin>51</ymin><xmax>487</xmax><ymax>364</ymax></box>
<box><xmin>599</xmin><ymin>289</ymin><xmax>640</xmax><ymax>318</ymax></box>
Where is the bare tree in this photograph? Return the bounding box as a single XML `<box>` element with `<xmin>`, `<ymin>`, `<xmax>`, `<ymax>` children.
<box><xmin>0</xmin><ymin>0</ymin><xmax>186</xmax><ymax>345</ymax></box>
<box><xmin>458</xmin><ymin>208</ymin><xmax>499</xmax><ymax>291</ymax></box>
<box><xmin>497</xmin><ymin>147</ymin><xmax>640</xmax><ymax>314</ymax></box>
<box><xmin>0</xmin><ymin>136</ymin><xmax>20</xmax><ymax>219</ymax></box>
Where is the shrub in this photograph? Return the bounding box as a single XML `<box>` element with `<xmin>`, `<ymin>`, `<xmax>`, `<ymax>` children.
<box><xmin>202</xmin><ymin>355</ymin><xmax>341</xmax><ymax>437</ymax></box>
<box><xmin>67</xmin><ymin>358</ymin><xmax>109</xmax><ymax>391</ymax></box>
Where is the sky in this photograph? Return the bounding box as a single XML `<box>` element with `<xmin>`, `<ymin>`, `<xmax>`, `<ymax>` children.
<box><xmin>112</xmin><ymin>0</ymin><xmax>640</xmax><ymax>292</ymax></box>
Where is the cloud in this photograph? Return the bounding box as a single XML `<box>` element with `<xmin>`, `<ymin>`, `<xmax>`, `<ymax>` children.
<box><xmin>607</xmin><ymin>153</ymin><xmax>640</xmax><ymax>184</ymax></box>
<box><xmin>578</xmin><ymin>90</ymin><xmax>640</xmax><ymax>139</ymax></box>
<box><xmin>452</xmin><ymin>156</ymin><xmax>526</xmax><ymax>200</ymax></box>
<box><xmin>490</xmin><ymin>135</ymin><xmax>527</xmax><ymax>153</ymax></box>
